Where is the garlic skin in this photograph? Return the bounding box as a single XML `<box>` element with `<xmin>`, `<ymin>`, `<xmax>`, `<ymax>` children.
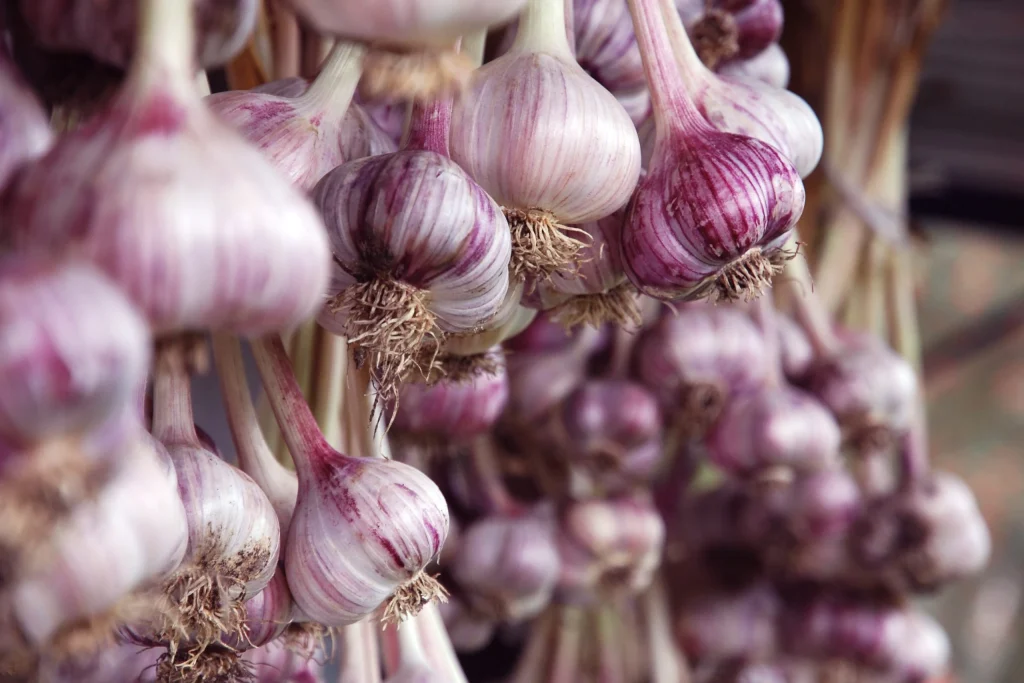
<box><xmin>439</xmin><ymin>598</ymin><xmax>496</xmax><ymax>653</ymax></box>
<box><xmin>9</xmin><ymin>435</ymin><xmax>189</xmax><ymax>647</ymax></box>
<box><xmin>556</xmin><ymin>496</ymin><xmax>665</xmax><ymax>604</ymax></box>
<box><xmin>2</xmin><ymin>0</ymin><xmax>331</xmax><ymax>336</ymax></box>
<box><xmin>282</xmin><ymin>0</ymin><xmax>526</xmax><ymax>48</ymax></box>
<box><xmin>450</xmin><ymin>512</ymin><xmax>561</xmax><ymax>621</ymax></box>
<box><xmin>688</xmin><ymin>0</ymin><xmax>783</xmax><ymax>68</ymax></box>
<box><xmin>450</xmin><ymin>19</ymin><xmax>641</xmax><ymax>225</ymax></box>
<box><xmin>718</xmin><ymin>43</ymin><xmax>790</xmax><ymax>89</ymax></box>
<box><xmin>393</xmin><ymin>350</ymin><xmax>509</xmax><ymax>441</ymax></box>
<box><xmin>18</xmin><ymin>0</ymin><xmax>258</xmax><ymax>69</ymax></box>
<box><xmin>0</xmin><ymin>256</ymin><xmax>150</xmax><ymax>447</ymax></box>
<box><xmin>705</xmin><ymin>385</ymin><xmax>841</xmax><ymax>477</ymax></box>
<box><xmin>207</xmin><ymin>44</ymin><xmax>376</xmax><ymax>192</ymax></box>
<box><xmin>0</xmin><ymin>52</ymin><xmax>53</xmax><ymax>190</ymax></box>
<box><xmin>631</xmin><ymin>306</ymin><xmax>769</xmax><ymax>431</ymax></box>
<box><xmin>241</xmin><ymin>635</ymin><xmax>326</xmax><ymax>682</ymax></box>
<box><xmin>284</xmin><ymin>454</ymin><xmax>450</xmax><ymax>626</ymax></box>
<box><xmin>441</xmin><ymin>282</ymin><xmax>536</xmax><ymax>358</ymax></box>
<box><xmin>221</xmin><ymin>569</ymin><xmax>294</xmax><ymax>650</ymax></box>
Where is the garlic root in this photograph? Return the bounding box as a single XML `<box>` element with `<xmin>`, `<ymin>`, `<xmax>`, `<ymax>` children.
<box><xmin>382</xmin><ymin>573</ymin><xmax>449</xmax><ymax>626</ymax></box>
<box><xmin>505</xmin><ymin>208</ymin><xmax>589</xmax><ymax>282</ymax></box>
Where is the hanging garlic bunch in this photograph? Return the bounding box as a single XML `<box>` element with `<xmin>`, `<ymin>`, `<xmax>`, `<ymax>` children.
<box><xmin>450</xmin><ymin>0</ymin><xmax>641</xmax><ymax>282</ymax></box>
<box><xmin>2</xmin><ymin>0</ymin><xmax>331</xmax><ymax>336</ymax></box>
<box><xmin>18</xmin><ymin>0</ymin><xmax>258</xmax><ymax>69</ymax></box>
<box><xmin>207</xmin><ymin>43</ymin><xmax>371</xmax><ymax>191</ymax></box>
<box><xmin>144</xmin><ymin>345</ymin><xmax>280</xmax><ymax>657</ymax></box>
<box><xmin>0</xmin><ymin>49</ymin><xmax>53</xmax><ymax>190</ymax></box>
<box><xmin>315</xmin><ymin>92</ymin><xmax>512</xmax><ymax>396</ymax></box>
<box><xmin>254</xmin><ymin>335</ymin><xmax>450</xmax><ymax>627</ymax></box>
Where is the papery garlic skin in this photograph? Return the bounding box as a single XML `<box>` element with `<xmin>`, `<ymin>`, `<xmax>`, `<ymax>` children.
<box><xmin>10</xmin><ymin>436</ymin><xmax>188</xmax><ymax>646</ymax></box>
<box><xmin>0</xmin><ymin>53</ymin><xmax>54</xmax><ymax>190</ymax></box>
<box><xmin>442</xmin><ymin>283</ymin><xmax>535</xmax><ymax>358</ymax></box>
<box><xmin>19</xmin><ymin>0</ymin><xmax>258</xmax><ymax>69</ymax></box>
<box><xmin>286</xmin><ymin>455</ymin><xmax>450</xmax><ymax>626</ymax></box>
<box><xmin>2</xmin><ymin>1</ymin><xmax>331</xmax><ymax>336</ymax></box>
<box><xmin>283</xmin><ymin>0</ymin><xmax>526</xmax><ymax>47</ymax></box>
<box><xmin>168</xmin><ymin>445</ymin><xmax>281</xmax><ymax>600</ymax></box>
<box><xmin>315</xmin><ymin>150</ymin><xmax>512</xmax><ymax>336</ymax></box>
<box><xmin>0</xmin><ymin>257</ymin><xmax>150</xmax><ymax>446</ymax></box>
<box><xmin>450</xmin><ymin>49</ymin><xmax>641</xmax><ymax>227</ymax></box>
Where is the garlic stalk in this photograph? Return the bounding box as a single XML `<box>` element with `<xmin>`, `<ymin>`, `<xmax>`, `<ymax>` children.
<box><xmin>450</xmin><ymin>0</ymin><xmax>642</xmax><ymax>282</ymax></box>
<box><xmin>0</xmin><ymin>49</ymin><xmax>53</xmax><ymax>190</ymax></box>
<box><xmin>2</xmin><ymin>0</ymin><xmax>332</xmax><ymax>336</ymax></box>
<box><xmin>253</xmin><ymin>335</ymin><xmax>450</xmax><ymax>627</ymax></box>
<box><xmin>206</xmin><ymin>42</ymin><xmax>368</xmax><ymax>191</ymax></box>
<box><xmin>212</xmin><ymin>333</ymin><xmax>298</xmax><ymax>541</ymax></box>
<box><xmin>315</xmin><ymin>92</ymin><xmax>512</xmax><ymax>398</ymax></box>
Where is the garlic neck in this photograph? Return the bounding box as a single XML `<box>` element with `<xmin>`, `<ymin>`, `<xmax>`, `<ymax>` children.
<box><xmin>514</xmin><ymin>0</ymin><xmax>573</xmax><ymax>59</ymax></box>
<box><xmin>152</xmin><ymin>347</ymin><xmax>200</xmax><ymax>448</ymax></box>
<box><xmin>131</xmin><ymin>0</ymin><xmax>197</xmax><ymax>94</ymax></box>
<box><xmin>301</xmin><ymin>42</ymin><xmax>365</xmax><ymax>121</ymax></box>
<box><xmin>405</xmin><ymin>96</ymin><xmax>454</xmax><ymax>157</ymax></box>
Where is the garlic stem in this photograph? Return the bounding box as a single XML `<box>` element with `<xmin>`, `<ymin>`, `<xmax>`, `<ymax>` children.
<box><xmin>212</xmin><ymin>333</ymin><xmax>298</xmax><ymax>530</ymax></box>
<box><xmin>131</xmin><ymin>0</ymin><xmax>196</xmax><ymax>90</ymax></box>
<box><xmin>627</xmin><ymin>0</ymin><xmax>704</xmax><ymax>133</ymax></box>
<box><xmin>782</xmin><ymin>234</ymin><xmax>840</xmax><ymax>357</ymax></box>
<box><xmin>152</xmin><ymin>349</ymin><xmax>200</xmax><ymax>447</ymax></box>
<box><xmin>511</xmin><ymin>609</ymin><xmax>555</xmax><ymax>683</ymax></box>
<box><xmin>514</xmin><ymin>0</ymin><xmax>573</xmax><ymax>59</ymax></box>
<box><xmin>339</xmin><ymin>621</ymin><xmax>382</xmax><ymax>683</ymax></box>
<box><xmin>405</xmin><ymin>92</ymin><xmax>454</xmax><ymax>157</ymax></box>
<box><xmin>417</xmin><ymin>603</ymin><xmax>471</xmax><ymax>683</ymax></box>
<box><xmin>645</xmin><ymin>579</ymin><xmax>691</xmax><ymax>683</ymax></box>
<box><xmin>596</xmin><ymin>607</ymin><xmax>627</xmax><ymax>683</ymax></box>
<box><xmin>301</xmin><ymin>42</ymin><xmax>365</xmax><ymax>120</ymax></box>
<box><xmin>752</xmin><ymin>292</ymin><xmax>784</xmax><ymax>387</ymax></box>
<box><xmin>252</xmin><ymin>335</ymin><xmax>332</xmax><ymax>485</ymax></box>
<box><xmin>470</xmin><ymin>436</ymin><xmax>518</xmax><ymax>515</ymax></box>
<box><xmin>549</xmin><ymin>607</ymin><xmax>584</xmax><ymax>683</ymax></box>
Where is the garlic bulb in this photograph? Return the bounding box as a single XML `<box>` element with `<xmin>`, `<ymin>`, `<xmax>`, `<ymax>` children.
<box><xmin>254</xmin><ymin>336</ymin><xmax>450</xmax><ymax>627</ymax></box>
<box><xmin>450</xmin><ymin>0</ymin><xmax>641</xmax><ymax>281</ymax></box>
<box><xmin>283</xmin><ymin>0</ymin><xmax>525</xmax><ymax>47</ymax></box>
<box><xmin>631</xmin><ymin>305</ymin><xmax>770</xmax><ymax>434</ymax></box>
<box><xmin>8</xmin><ymin>435</ymin><xmax>188</xmax><ymax>649</ymax></box>
<box><xmin>207</xmin><ymin>43</ymin><xmax>369</xmax><ymax>191</ymax></box>
<box><xmin>556</xmin><ymin>495</ymin><xmax>664</xmax><ymax>604</ymax></box>
<box><xmin>441</xmin><ymin>282</ymin><xmax>536</xmax><ymax>358</ymax></box>
<box><xmin>705</xmin><ymin>385</ymin><xmax>841</xmax><ymax>477</ymax></box>
<box><xmin>623</xmin><ymin>0</ymin><xmax>805</xmax><ymax>302</ymax></box>
<box><xmin>151</xmin><ymin>345</ymin><xmax>281</xmax><ymax>648</ymax></box>
<box><xmin>0</xmin><ymin>256</ymin><xmax>150</xmax><ymax>447</ymax></box>
<box><xmin>676</xmin><ymin>582</ymin><xmax>780</xmax><ymax>662</ymax></box>
<box><xmin>2</xmin><ymin>0</ymin><xmax>331</xmax><ymax>336</ymax></box>
<box><xmin>251</xmin><ymin>76</ymin><xmax>397</xmax><ymax>163</ymax></box>
<box><xmin>315</xmin><ymin>94</ymin><xmax>512</xmax><ymax>395</ymax></box>
<box><xmin>718</xmin><ymin>43</ymin><xmax>790</xmax><ymax>89</ymax></box>
<box><xmin>393</xmin><ymin>349</ymin><xmax>509</xmax><ymax>442</ymax></box>
<box><xmin>687</xmin><ymin>0</ymin><xmax>783</xmax><ymax>69</ymax></box>
<box><xmin>19</xmin><ymin>0</ymin><xmax>258</xmax><ymax>69</ymax></box>
<box><xmin>221</xmin><ymin>569</ymin><xmax>295</xmax><ymax>650</ymax></box>
<box><xmin>533</xmin><ymin>212</ymin><xmax>641</xmax><ymax>329</ymax></box>
<box><xmin>242</xmin><ymin>635</ymin><xmax>326</xmax><ymax>682</ymax></box>
<box><xmin>0</xmin><ymin>51</ymin><xmax>53</xmax><ymax>190</ymax></box>
<box><xmin>450</xmin><ymin>511</ymin><xmax>560</xmax><ymax>621</ymax></box>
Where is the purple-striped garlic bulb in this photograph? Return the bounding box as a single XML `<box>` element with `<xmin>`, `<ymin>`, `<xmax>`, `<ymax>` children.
<box><xmin>623</xmin><ymin>0</ymin><xmax>805</xmax><ymax>302</ymax></box>
<box><xmin>2</xmin><ymin>0</ymin><xmax>331</xmax><ymax>336</ymax></box>
<box><xmin>254</xmin><ymin>336</ymin><xmax>450</xmax><ymax>627</ymax></box>
<box><xmin>686</xmin><ymin>0</ymin><xmax>784</xmax><ymax>69</ymax></box>
<box><xmin>18</xmin><ymin>0</ymin><xmax>258</xmax><ymax>69</ymax></box>
<box><xmin>532</xmin><ymin>212</ymin><xmax>642</xmax><ymax>329</ymax></box>
<box><xmin>780</xmin><ymin>596</ymin><xmax>949</xmax><ymax>683</ymax></box>
<box><xmin>207</xmin><ymin>44</ymin><xmax>379</xmax><ymax>192</ymax></box>
<box><xmin>556</xmin><ymin>495</ymin><xmax>665</xmax><ymax>604</ymax></box>
<box><xmin>705</xmin><ymin>384</ymin><xmax>841</xmax><ymax>478</ymax></box>
<box><xmin>440</xmin><ymin>282</ymin><xmax>536</xmax><ymax>358</ymax></box>
<box><xmin>149</xmin><ymin>346</ymin><xmax>281</xmax><ymax>652</ymax></box>
<box><xmin>315</xmin><ymin>95</ymin><xmax>511</xmax><ymax>397</ymax></box>
<box><xmin>632</xmin><ymin>305</ymin><xmax>770</xmax><ymax>434</ymax></box>
<box><xmin>718</xmin><ymin>43</ymin><xmax>790</xmax><ymax>89</ymax></box>
<box><xmin>450</xmin><ymin>510</ymin><xmax>560</xmax><ymax>621</ymax></box>
<box><xmin>676</xmin><ymin>582</ymin><xmax>780</xmax><ymax>662</ymax></box>
<box><xmin>0</xmin><ymin>51</ymin><xmax>53</xmax><ymax>190</ymax></box>
<box><xmin>393</xmin><ymin>348</ymin><xmax>509</xmax><ymax>442</ymax></box>
<box><xmin>221</xmin><ymin>569</ymin><xmax>295</xmax><ymax>650</ymax></box>
<box><xmin>6</xmin><ymin>436</ymin><xmax>188</xmax><ymax>652</ymax></box>
<box><xmin>558</xmin><ymin>379</ymin><xmax>664</xmax><ymax>489</ymax></box>
<box><xmin>450</xmin><ymin>0</ymin><xmax>641</xmax><ymax>282</ymax></box>
<box><xmin>0</xmin><ymin>256</ymin><xmax>150</xmax><ymax>449</ymax></box>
